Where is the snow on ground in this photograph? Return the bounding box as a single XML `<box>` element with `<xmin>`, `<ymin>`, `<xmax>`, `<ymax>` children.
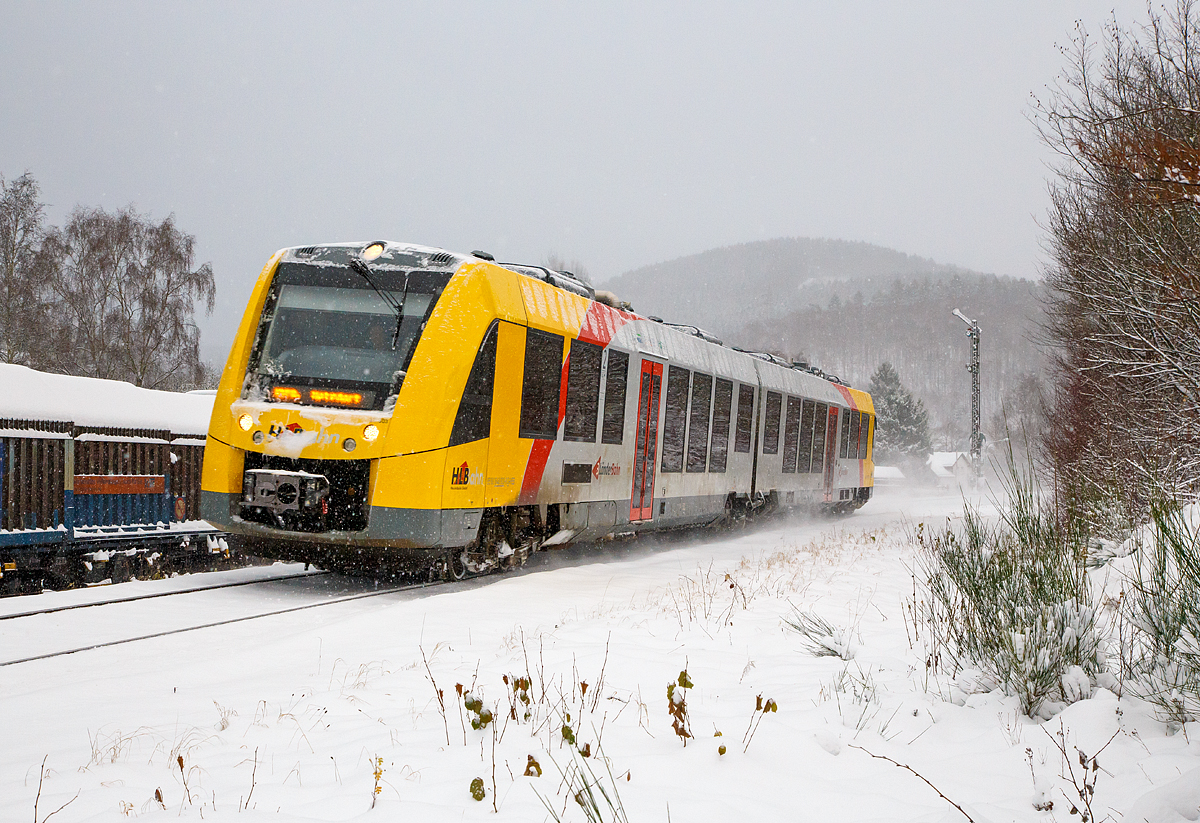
<box><xmin>2</xmin><ymin>488</ymin><xmax>1198</xmax><ymax>822</ymax></box>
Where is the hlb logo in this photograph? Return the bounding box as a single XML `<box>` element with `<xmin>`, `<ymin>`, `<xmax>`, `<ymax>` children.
<box><xmin>451</xmin><ymin>462</ymin><xmax>470</xmax><ymax>486</ymax></box>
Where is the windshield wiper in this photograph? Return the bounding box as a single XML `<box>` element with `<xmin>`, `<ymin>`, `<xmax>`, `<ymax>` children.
<box><xmin>349</xmin><ymin>258</ymin><xmax>410</xmax><ymax>351</ymax></box>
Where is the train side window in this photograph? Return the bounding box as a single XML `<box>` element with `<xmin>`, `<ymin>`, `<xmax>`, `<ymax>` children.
<box><xmin>839</xmin><ymin>406</ymin><xmax>852</xmax><ymax>459</ymax></box>
<box><xmin>782</xmin><ymin>396</ymin><xmax>802</xmax><ymax>473</ymax></box>
<box><xmin>686</xmin><ymin>373</ymin><xmax>713</xmax><ymax>472</ymax></box>
<box><xmin>763</xmin><ymin>391</ymin><xmax>782</xmax><ymax>455</ymax></box>
<box><xmin>660</xmin><ymin>366</ymin><xmax>690</xmax><ymax>472</ymax></box>
<box><xmin>519</xmin><ymin>328</ymin><xmax>564</xmax><ymax>439</ymax></box>
<box><xmin>709</xmin><ymin>378</ymin><xmax>733</xmax><ymax>472</ymax></box>
<box><xmin>734</xmin><ymin>384</ymin><xmax>754</xmax><ymax>453</ymax></box>
<box><xmin>848</xmin><ymin>409</ymin><xmax>861</xmax><ymax>460</ymax></box>
<box><xmin>811</xmin><ymin>402</ymin><xmax>828</xmax><ymax>473</ymax></box>
<box><xmin>601</xmin><ymin>350</ymin><xmax>629</xmax><ymax>445</ymax></box>
<box><xmin>449</xmin><ymin>321</ymin><xmax>499</xmax><ymax>446</ymax></box>
<box><xmin>860</xmin><ymin>412</ymin><xmax>871</xmax><ymax>459</ymax></box>
<box><xmin>563</xmin><ymin>338</ymin><xmax>603</xmax><ymax>442</ymax></box>
<box><xmin>798</xmin><ymin>399</ymin><xmax>816</xmax><ymax>473</ymax></box>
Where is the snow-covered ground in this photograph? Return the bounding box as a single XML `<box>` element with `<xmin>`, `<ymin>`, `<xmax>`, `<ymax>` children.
<box><xmin>3</xmin><ymin>488</ymin><xmax>1198</xmax><ymax>822</ymax></box>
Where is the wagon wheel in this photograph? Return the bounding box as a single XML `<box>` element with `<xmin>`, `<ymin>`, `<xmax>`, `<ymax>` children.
<box><xmin>446</xmin><ymin>548</ymin><xmax>470</xmax><ymax>581</ymax></box>
<box><xmin>444</xmin><ymin>514</ymin><xmax>506</xmax><ymax>580</ymax></box>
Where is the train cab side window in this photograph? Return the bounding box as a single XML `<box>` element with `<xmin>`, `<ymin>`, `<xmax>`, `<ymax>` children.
<box><xmin>601</xmin><ymin>350</ymin><xmax>629</xmax><ymax>445</ymax></box>
<box><xmin>860</xmin><ymin>412</ymin><xmax>871</xmax><ymax>459</ymax></box>
<box><xmin>709</xmin><ymin>378</ymin><xmax>733</xmax><ymax>472</ymax></box>
<box><xmin>564</xmin><ymin>338</ymin><xmax>603</xmax><ymax>442</ymax></box>
<box><xmin>519</xmin><ymin>328</ymin><xmax>565</xmax><ymax>440</ymax></box>
<box><xmin>848</xmin><ymin>410</ymin><xmax>861</xmax><ymax>460</ymax></box>
<box><xmin>763</xmin><ymin>391</ymin><xmax>782</xmax><ymax>455</ymax></box>
<box><xmin>734</xmin><ymin>384</ymin><xmax>754</xmax><ymax>453</ymax></box>
<box><xmin>782</xmin><ymin>396</ymin><xmax>802</xmax><ymax>473</ymax></box>
<box><xmin>686</xmin><ymin>373</ymin><xmax>713</xmax><ymax>472</ymax></box>
<box><xmin>660</xmin><ymin>366</ymin><xmax>690</xmax><ymax>473</ymax></box>
<box><xmin>839</xmin><ymin>406</ymin><xmax>852</xmax><ymax>459</ymax></box>
<box><xmin>798</xmin><ymin>399</ymin><xmax>816</xmax><ymax>473</ymax></box>
<box><xmin>811</xmin><ymin>402</ymin><xmax>828</xmax><ymax>473</ymax></box>
<box><xmin>449</xmin><ymin>322</ymin><xmax>499</xmax><ymax>447</ymax></box>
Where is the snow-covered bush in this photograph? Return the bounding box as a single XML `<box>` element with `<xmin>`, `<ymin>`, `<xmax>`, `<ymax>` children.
<box><xmin>1117</xmin><ymin>502</ymin><xmax>1200</xmax><ymax>724</ymax></box>
<box><xmin>914</xmin><ymin>467</ymin><xmax>1103</xmax><ymax>717</ymax></box>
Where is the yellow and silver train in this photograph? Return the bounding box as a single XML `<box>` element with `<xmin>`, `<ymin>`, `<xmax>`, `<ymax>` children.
<box><xmin>201</xmin><ymin>242</ymin><xmax>875</xmax><ymax>577</ymax></box>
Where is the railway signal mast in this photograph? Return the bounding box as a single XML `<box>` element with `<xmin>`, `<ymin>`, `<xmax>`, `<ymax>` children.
<box><xmin>951</xmin><ymin>309</ymin><xmax>982</xmax><ymax>476</ymax></box>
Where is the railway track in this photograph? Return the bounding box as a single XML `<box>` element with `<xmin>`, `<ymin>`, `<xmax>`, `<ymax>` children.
<box><xmin>0</xmin><ymin>574</ymin><xmax>432</xmax><ymax>668</ymax></box>
<box><xmin>0</xmin><ymin>569</ymin><xmax>333</xmax><ymax>621</ymax></box>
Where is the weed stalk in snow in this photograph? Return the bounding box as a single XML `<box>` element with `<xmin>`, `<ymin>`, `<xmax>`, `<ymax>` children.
<box><xmin>370</xmin><ymin>756</ymin><xmax>383</xmax><ymax>809</ymax></box>
<box><xmin>534</xmin><ymin>743</ymin><xmax>630</xmax><ymax>823</ymax></box>
<box><xmin>242</xmin><ymin>747</ymin><xmax>258</xmax><ymax>811</ymax></box>
<box><xmin>419</xmin><ymin>644</ymin><xmax>451</xmax><ymax>746</ymax></box>
<box><xmin>741</xmin><ymin>694</ymin><xmax>778</xmax><ymax>753</ymax></box>
<box><xmin>666</xmin><ymin>668</ymin><xmax>693</xmax><ymax>745</ymax></box>
<box><xmin>1046</xmin><ymin>722</ymin><xmax>1118</xmax><ymax>823</ymax></box>
<box><xmin>849</xmin><ymin>745</ymin><xmax>976</xmax><ymax>823</ymax></box>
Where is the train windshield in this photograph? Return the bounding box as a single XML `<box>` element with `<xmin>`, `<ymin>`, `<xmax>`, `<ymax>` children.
<box><xmin>246</xmin><ymin>264</ymin><xmax>446</xmax><ymax>409</ymax></box>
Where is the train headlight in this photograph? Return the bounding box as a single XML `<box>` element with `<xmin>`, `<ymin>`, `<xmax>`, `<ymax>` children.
<box><xmin>362</xmin><ymin>241</ymin><xmax>386</xmax><ymax>261</ymax></box>
<box><xmin>362</xmin><ymin>424</ymin><xmax>379</xmax><ymax>442</ymax></box>
<box><xmin>238</xmin><ymin>413</ymin><xmax>253</xmax><ymax>431</ymax></box>
<box><xmin>343</xmin><ymin>438</ymin><xmax>357</xmax><ymax>452</ymax></box>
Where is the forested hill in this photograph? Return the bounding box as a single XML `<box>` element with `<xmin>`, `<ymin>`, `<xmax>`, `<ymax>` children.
<box><xmin>603</xmin><ymin>238</ymin><xmax>1045</xmax><ymax>450</ymax></box>
<box><xmin>602</xmin><ymin>237</ymin><xmax>977</xmax><ymax>341</ymax></box>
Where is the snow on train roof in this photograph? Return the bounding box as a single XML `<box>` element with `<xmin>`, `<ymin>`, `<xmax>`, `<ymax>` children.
<box><xmin>0</xmin><ymin>364</ymin><xmax>214</xmax><ymax>435</ymax></box>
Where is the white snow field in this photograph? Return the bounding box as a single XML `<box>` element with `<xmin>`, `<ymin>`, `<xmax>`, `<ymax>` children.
<box><xmin>3</xmin><ymin>488</ymin><xmax>1198</xmax><ymax>822</ymax></box>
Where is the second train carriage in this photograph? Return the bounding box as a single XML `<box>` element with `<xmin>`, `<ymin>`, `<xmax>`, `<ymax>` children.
<box><xmin>0</xmin><ymin>364</ymin><xmax>218</xmax><ymax>593</ymax></box>
<box><xmin>201</xmin><ymin>242</ymin><xmax>875</xmax><ymax>577</ymax></box>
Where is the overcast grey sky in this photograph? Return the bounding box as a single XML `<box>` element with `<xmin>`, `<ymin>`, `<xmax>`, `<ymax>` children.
<box><xmin>1</xmin><ymin>1</ymin><xmax>1144</xmax><ymax>362</ymax></box>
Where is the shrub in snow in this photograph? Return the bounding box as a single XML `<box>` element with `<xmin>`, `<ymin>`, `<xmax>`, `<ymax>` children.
<box><xmin>914</xmin><ymin>465</ymin><xmax>1104</xmax><ymax>718</ymax></box>
<box><xmin>1118</xmin><ymin>501</ymin><xmax>1200</xmax><ymax>724</ymax></box>
<box><xmin>462</xmin><ymin>690</ymin><xmax>494</xmax><ymax>730</ymax></box>
<box><xmin>783</xmin><ymin>608</ymin><xmax>858</xmax><ymax>659</ymax></box>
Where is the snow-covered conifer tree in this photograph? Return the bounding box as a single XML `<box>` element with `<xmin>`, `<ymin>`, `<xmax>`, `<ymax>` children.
<box><xmin>868</xmin><ymin>362</ymin><xmax>931</xmax><ymax>462</ymax></box>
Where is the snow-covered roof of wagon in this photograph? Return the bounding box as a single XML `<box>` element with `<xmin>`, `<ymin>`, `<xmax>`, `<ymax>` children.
<box><xmin>0</xmin><ymin>364</ymin><xmax>215</xmax><ymax>435</ymax></box>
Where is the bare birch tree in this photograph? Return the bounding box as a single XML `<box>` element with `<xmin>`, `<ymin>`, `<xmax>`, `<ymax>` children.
<box><xmin>42</xmin><ymin>206</ymin><xmax>215</xmax><ymax>390</ymax></box>
<box><xmin>0</xmin><ymin>172</ymin><xmax>56</xmax><ymax>368</ymax></box>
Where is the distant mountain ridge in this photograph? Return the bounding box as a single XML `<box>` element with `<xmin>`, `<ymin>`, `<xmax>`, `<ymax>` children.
<box><xmin>602</xmin><ymin>237</ymin><xmax>983</xmax><ymax>342</ymax></box>
<box><xmin>601</xmin><ymin>237</ymin><xmax>1044</xmax><ymax>451</ymax></box>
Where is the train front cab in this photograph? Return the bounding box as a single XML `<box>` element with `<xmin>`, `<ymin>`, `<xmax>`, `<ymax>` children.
<box><xmin>200</xmin><ymin>247</ymin><xmax>521</xmax><ymax>568</ymax></box>
<box><xmin>200</xmin><ymin>245</ymin><xmax>637</xmax><ymax>573</ymax></box>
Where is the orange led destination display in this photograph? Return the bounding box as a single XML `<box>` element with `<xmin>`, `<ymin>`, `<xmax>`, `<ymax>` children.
<box><xmin>309</xmin><ymin>389</ymin><xmax>364</xmax><ymax>406</ymax></box>
<box><xmin>270</xmin><ymin>386</ymin><xmax>365</xmax><ymax>407</ymax></box>
<box><xmin>271</xmin><ymin>386</ymin><xmax>302</xmax><ymax>402</ymax></box>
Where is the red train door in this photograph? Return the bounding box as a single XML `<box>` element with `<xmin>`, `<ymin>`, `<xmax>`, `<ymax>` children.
<box><xmin>823</xmin><ymin>405</ymin><xmax>840</xmax><ymax>502</ymax></box>
<box><xmin>630</xmin><ymin>359</ymin><xmax>662</xmax><ymax>522</ymax></box>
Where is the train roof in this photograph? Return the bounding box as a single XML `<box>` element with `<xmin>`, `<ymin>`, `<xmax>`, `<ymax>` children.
<box><xmin>0</xmin><ymin>364</ymin><xmax>215</xmax><ymax>436</ymax></box>
<box><xmin>272</xmin><ymin>240</ymin><xmax>858</xmax><ymax>393</ymax></box>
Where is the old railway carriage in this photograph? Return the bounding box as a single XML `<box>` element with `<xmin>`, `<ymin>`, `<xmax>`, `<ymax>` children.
<box><xmin>201</xmin><ymin>242</ymin><xmax>875</xmax><ymax>577</ymax></box>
